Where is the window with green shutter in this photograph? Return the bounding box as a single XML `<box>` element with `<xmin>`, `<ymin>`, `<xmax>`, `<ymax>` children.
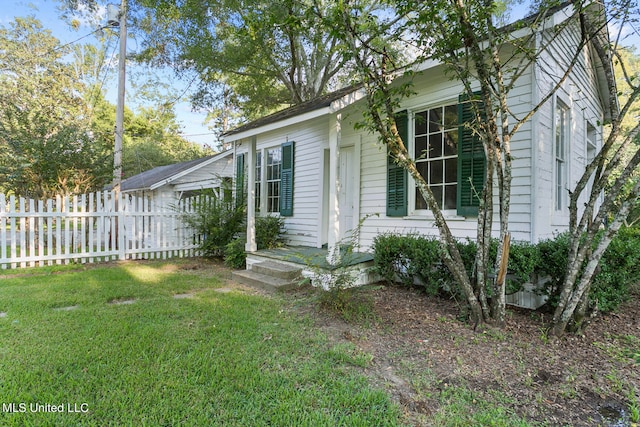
<box><xmin>391</xmin><ymin>95</ymin><xmax>486</xmax><ymax>217</ymax></box>
<box><xmin>280</xmin><ymin>141</ymin><xmax>294</xmax><ymax>216</ymax></box>
<box><xmin>457</xmin><ymin>92</ymin><xmax>486</xmax><ymax>216</ymax></box>
<box><xmin>387</xmin><ymin>111</ymin><xmax>408</xmax><ymax>217</ymax></box>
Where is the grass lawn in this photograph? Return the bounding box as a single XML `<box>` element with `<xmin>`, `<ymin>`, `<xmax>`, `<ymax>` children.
<box><xmin>0</xmin><ymin>260</ymin><xmax>401</xmax><ymax>426</ymax></box>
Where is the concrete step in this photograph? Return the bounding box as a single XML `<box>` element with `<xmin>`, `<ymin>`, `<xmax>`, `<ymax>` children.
<box><xmin>251</xmin><ymin>261</ymin><xmax>302</xmax><ymax>280</ymax></box>
<box><xmin>232</xmin><ymin>269</ymin><xmax>299</xmax><ymax>292</ymax></box>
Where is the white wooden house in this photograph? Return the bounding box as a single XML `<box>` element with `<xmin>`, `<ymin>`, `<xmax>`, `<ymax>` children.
<box><xmin>224</xmin><ymin>4</ymin><xmax>616</xmax><ymax>290</ymax></box>
<box><xmin>121</xmin><ymin>150</ymin><xmax>234</xmax><ymax>200</ymax></box>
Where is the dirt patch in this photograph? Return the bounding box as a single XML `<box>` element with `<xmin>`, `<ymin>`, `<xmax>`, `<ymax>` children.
<box><xmin>53</xmin><ymin>304</ymin><xmax>80</xmax><ymax>311</ymax></box>
<box><xmin>286</xmin><ymin>285</ymin><xmax>640</xmax><ymax>426</ymax></box>
<box><xmin>172</xmin><ymin>293</ymin><xmax>195</xmax><ymax>299</ymax></box>
<box><xmin>108</xmin><ymin>298</ymin><xmax>136</xmax><ymax>305</ymax></box>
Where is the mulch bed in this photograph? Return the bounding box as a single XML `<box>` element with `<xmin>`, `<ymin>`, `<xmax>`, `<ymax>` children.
<box><xmin>300</xmin><ymin>284</ymin><xmax>640</xmax><ymax>426</ymax></box>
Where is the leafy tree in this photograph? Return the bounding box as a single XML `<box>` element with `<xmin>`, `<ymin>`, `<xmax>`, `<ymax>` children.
<box><xmin>123</xmin><ymin>104</ymin><xmax>212</xmax><ymax>178</ymax></box>
<box><xmin>131</xmin><ymin>0</ymin><xmax>358</xmax><ymax>117</ymax></box>
<box><xmin>62</xmin><ymin>0</ymin><xmax>397</xmax><ymax>122</ymax></box>
<box><xmin>0</xmin><ymin>15</ymin><xmax>210</xmax><ymax>196</ymax></box>
<box><xmin>0</xmin><ymin>17</ymin><xmax>112</xmax><ymax>198</ymax></box>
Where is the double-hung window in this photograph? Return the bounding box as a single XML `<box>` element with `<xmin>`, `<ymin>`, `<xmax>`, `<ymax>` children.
<box><xmin>266</xmin><ymin>148</ymin><xmax>282</xmax><ymax>213</ymax></box>
<box><xmin>414</xmin><ymin>104</ymin><xmax>459</xmax><ymax>210</ymax></box>
<box><xmin>242</xmin><ymin>142</ymin><xmax>294</xmax><ymax>216</ymax></box>
<box><xmin>387</xmin><ymin>94</ymin><xmax>485</xmax><ymax>217</ymax></box>
<box><xmin>555</xmin><ymin>101</ymin><xmax>569</xmax><ymax>211</ymax></box>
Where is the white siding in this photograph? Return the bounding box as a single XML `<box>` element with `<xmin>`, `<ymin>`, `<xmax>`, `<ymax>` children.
<box><xmin>344</xmin><ymin>63</ymin><xmax>535</xmax><ymax>250</ymax></box>
<box><xmin>532</xmin><ymin>18</ymin><xmax>605</xmax><ymax>241</ymax></box>
<box><xmin>236</xmin><ymin>116</ymin><xmax>329</xmax><ymax>247</ymax></box>
<box><xmin>172</xmin><ymin>155</ymin><xmax>234</xmax><ymax>192</ymax></box>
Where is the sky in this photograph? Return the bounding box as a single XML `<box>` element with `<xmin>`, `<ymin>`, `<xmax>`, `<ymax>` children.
<box><xmin>2</xmin><ymin>0</ymin><xmax>217</xmax><ymax>149</ymax></box>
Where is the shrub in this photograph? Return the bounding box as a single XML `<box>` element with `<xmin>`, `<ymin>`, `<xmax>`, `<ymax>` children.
<box><xmin>256</xmin><ymin>215</ymin><xmax>285</xmax><ymax>249</ymax></box>
<box><xmin>507</xmin><ymin>241</ymin><xmax>540</xmax><ymax>294</ymax></box>
<box><xmin>372</xmin><ymin>233</ymin><xmax>457</xmax><ymax>296</ymax></box>
<box><xmin>591</xmin><ymin>227</ymin><xmax>640</xmax><ymax>312</ymax></box>
<box><xmin>224</xmin><ymin>238</ymin><xmax>246</xmax><ymax>269</ymax></box>
<box><xmin>183</xmin><ymin>197</ymin><xmax>245</xmax><ymax>257</ymax></box>
<box><xmin>373</xmin><ymin>229</ymin><xmax>639</xmax><ymax>314</ymax></box>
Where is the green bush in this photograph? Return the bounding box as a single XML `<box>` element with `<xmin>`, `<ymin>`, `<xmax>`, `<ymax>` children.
<box><xmin>507</xmin><ymin>241</ymin><xmax>540</xmax><ymax>294</ymax></box>
<box><xmin>372</xmin><ymin>233</ymin><xmax>457</xmax><ymax>296</ymax></box>
<box><xmin>373</xmin><ymin>229</ymin><xmax>640</xmax><ymax>314</ymax></box>
<box><xmin>535</xmin><ymin>229</ymin><xmax>640</xmax><ymax>313</ymax></box>
<box><xmin>591</xmin><ymin>227</ymin><xmax>640</xmax><ymax>312</ymax></box>
<box><xmin>183</xmin><ymin>198</ymin><xmax>245</xmax><ymax>257</ymax></box>
<box><xmin>224</xmin><ymin>238</ymin><xmax>246</xmax><ymax>269</ymax></box>
<box><xmin>256</xmin><ymin>215</ymin><xmax>285</xmax><ymax>249</ymax></box>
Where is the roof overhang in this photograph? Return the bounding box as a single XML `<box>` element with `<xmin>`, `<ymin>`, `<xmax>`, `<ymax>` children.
<box><xmin>149</xmin><ymin>149</ymin><xmax>234</xmax><ymax>191</ymax></box>
<box><xmin>222</xmin><ymin>87</ymin><xmax>367</xmax><ymax>143</ymax></box>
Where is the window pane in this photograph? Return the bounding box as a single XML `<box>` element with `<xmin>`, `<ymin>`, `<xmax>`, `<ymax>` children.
<box><xmin>415</xmin><ymin>111</ymin><xmax>427</xmax><ymax>135</ymax></box>
<box><xmin>444</xmin><ymin>130</ymin><xmax>457</xmax><ymax>156</ymax></box>
<box><xmin>415</xmin><ymin>136</ymin><xmax>428</xmax><ymax>159</ymax></box>
<box><xmin>430</xmin><ymin>160</ymin><xmax>443</xmax><ymax>184</ymax></box>
<box><xmin>429</xmin><ymin>133</ymin><xmax>442</xmax><ymax>158</ymax></box>
<box><xmin>429</xmin><ymin>108</ymin><xmax>442</xmax><ymax>132</ymax></box>
<box><xmin>416</xmin><ymin>161</ymin><xmax>428</xmax><ymax>181</ymax></box>
<box><xmin>430</xmin><ymin>185</ymin><xmax>443</xmax><ymax>209</ymax></box>
<box><xmin>445</xmin><ymin>158</ymin><xmax>457</xmax><ymax>184</ymax></box>
<box><xmin>415</xmin><ymin>188</ymin><xmax>428</xmax><ymax>210</ymax></box>
<box><xmin>444</xmin><ymin>105</ymin><xmax>457</xmax><ymax>128</ymax></box>
<box><xmin>444</xmin><ymin>184</ymin><xmax>457</xmax><ymax>209</ymax></box>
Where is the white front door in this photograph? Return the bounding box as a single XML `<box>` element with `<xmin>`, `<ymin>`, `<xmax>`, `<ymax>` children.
<box><xmin>338</xmin><ymin>146</ymin><xmax>356</xmax><ymax>240</ymax></box>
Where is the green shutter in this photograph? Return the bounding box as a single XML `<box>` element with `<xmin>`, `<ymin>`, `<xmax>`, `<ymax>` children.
<box><xmin>387</xmin><ymin>110</ymin><xmax>408</xmax><ymax>217</ymax></box>
<box><xmin>457</xmin><ymin>92</ymin><xmax>486</xmax><ymax>216</ymax></box>
<box><xmin>235</xmin><ymin>153</ymin><xmax>245</xmax><ymax>207</ymax></box>
<box><xmin>280</xmin><ymin>141</ymin><xmax>294</xmax><ymax>216</ymax></box>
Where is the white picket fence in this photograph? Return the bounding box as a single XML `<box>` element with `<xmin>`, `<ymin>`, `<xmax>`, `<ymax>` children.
<box><xmin>0</xmin><ymin>191</ymin><xmax>205</xmax><ymax>269</ymax></box>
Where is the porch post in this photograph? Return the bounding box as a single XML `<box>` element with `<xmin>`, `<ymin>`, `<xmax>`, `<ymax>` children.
<box><xmin>245</xmin><ymin>136</ymin><xmax>257</xmax><ymax>252</ymax></box>
<box><xmin>327</xmin><ymin>113</ymin><xmax>341</xmax><ymax>263</ymax></box>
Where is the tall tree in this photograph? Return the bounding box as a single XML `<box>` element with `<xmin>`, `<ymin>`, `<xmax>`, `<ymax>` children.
<box><xmin>325</xmin><ymin>0</ymin><xmax>640</xmax><ymax>334</ymax></box>
<box><xmin>62</xmin><ymin>0</ymin><xmax>396</xmax><ymax>120</ymax></box>
<box><xmin>123</xmin><ymin>104</ymin><xmax>212</xmax><ymax>178</ymax></box>
<box><xmin>0</xmin><ymin>17</ymin><xmax>112</xmax><ymax>198</ymax></box>
<box><xmin>132</xmin><ymin>0</ymin><xmax>360</xmax><ymax>118</ymax></box>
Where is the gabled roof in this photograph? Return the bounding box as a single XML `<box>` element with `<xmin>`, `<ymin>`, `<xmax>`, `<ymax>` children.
<box><xmin>223</xmin><ymin>84</ymin><xmax>364</xmax><ymax>141</ymax></box>
<box><xmin>121</xmin><ymin>150</ymin><xmax>233</xmax><ymax>192</ymax></box>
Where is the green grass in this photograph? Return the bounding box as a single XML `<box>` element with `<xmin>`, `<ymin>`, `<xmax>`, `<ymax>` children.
<box><xmin>0</xmin><ymin>261</ymin><xmax>401</xmax><ymax>426</ymax></box>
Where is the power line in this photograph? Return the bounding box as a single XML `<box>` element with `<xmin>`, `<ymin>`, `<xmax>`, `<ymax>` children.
<box><xmin>52</xmin><ymin>26</ymin><xmax>109</xmax><ymax>53</ymax></box>
<box><xmin>179</xmin><ymin>131</ymin><xmax>216</xmax><ymax>137</ymax></box>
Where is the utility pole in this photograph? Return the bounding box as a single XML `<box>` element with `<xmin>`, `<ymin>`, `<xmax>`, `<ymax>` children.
<box><xmin>112</xmin><ymin>0</ymin><xmax>126</xmax><ymax>191</ymax></box>
<box><xmin>108</xmin><ymin>1</ymin><xmax>126</xmax><ymax>259</ymax></box>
